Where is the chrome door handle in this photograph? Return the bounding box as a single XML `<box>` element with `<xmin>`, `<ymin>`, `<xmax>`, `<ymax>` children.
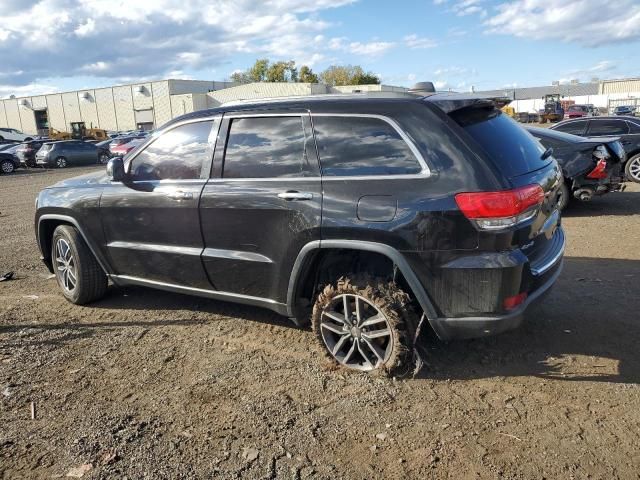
<box><xmin>277</xmin><ymin>191</ymin><xmax>313</xmax><ymax>201</ymax></box>
<box><xmin>166</xmin><ymin>190</ymin><xmax>194</xmax><ymax>200</ymax></box>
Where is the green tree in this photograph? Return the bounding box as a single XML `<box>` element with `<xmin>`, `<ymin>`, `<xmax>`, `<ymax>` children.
<box><xmin>298</xmin><ymin>65</ymin><xmax>319</xmax><ymax>83</ymax></box>
<box><xmin>248</xmin><ymin>58</ymin><xmax>270</xmax><ymax>82</ymax></box>
<box><xmin>320</xmin><ymin>65</ymin><xmax>380</xmax><ymax>86</ymax></box>
<box><xmin>266</xmin><ymin>60</ymin><xmax>298</xmax><ymax>82</ymax></box>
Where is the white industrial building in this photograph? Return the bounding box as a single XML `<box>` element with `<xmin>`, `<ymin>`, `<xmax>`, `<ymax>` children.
<box><xmin>0</xmin><ymin>79</ymin><xmax>235</xmax><ymax>136</ymax></box>
<box><xmin>0</xmin><ymin>80</ymin><xmax>407</xmax><ymax>136</ymax></box>
<box><xmin>476</xmin><ymin>78</ymin><xmax>640</xmax><ymax>114</ymax></box>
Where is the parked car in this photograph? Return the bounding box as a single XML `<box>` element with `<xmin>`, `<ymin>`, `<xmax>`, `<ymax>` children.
<box><xmin>0</xmin><ymin>141</ymin><xmax>19</xmax><ymax>151</ymax></box>
<box><xmin>95</xmin><ymin>139</ymin><xmax>113</xmax><ymax>164</ymax></box>
<box><xmin>526</xmin><ymin>126</ymin><xmax>626</xmax><ymax>209</ymax></box>
<box><xmin>0</xmin><ymin>127</ymin><xmax>33</xmax><ymax>142</ymax></box>
<box><xmin>35</xmin><ymin>141</ymin><xmax>98</xmax><ymax>168</ymax></box>
<box><xmin>550</xmin><ymin>116</ymin><xmax>640</xmax><ymax>183</ymax></box>
<box><xmin>0</xmin><ymin>148</ymin><xmax>20</xmax><ymax>174</ymax></box>
<box><xmin>566</xmin><ymin>105</ymin><xmax>592</xmax><ymax>119</ymax></box>
<box><xmin>109</xmin><ymin>138</ymin><xmax>145</xmax><ymax>157</ymax></box>
<box><xmin>613</xmin><ymin>105</ymin><xmax>636</xmax><ymax>116</ymax></box>
<box><xmin>35</xmin><ymin>92</ymin><xmax>565</xmax><ymax>373</ymax></box>
<box><xmin>16</xmin><ymin>139</ymin><xmax>48</xmax><ymax>167</ymax></box>
<box><xmin>109</xmin><ymin>133</ymin><xmax>148</xmax><ymax>155</ymax></box>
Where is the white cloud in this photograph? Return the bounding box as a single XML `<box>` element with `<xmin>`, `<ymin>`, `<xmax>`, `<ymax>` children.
<box><xmin>484</xmin><ymin>0</ymin><xmax>640</xmax><ymax>46</ymax></box>
<box><xmin>0</xmin><ymin>0</ymin><xmax>364</xmax><ymax>86</ymax></box>
<box><xmin>0</xmin><ymin>83</ymin><xmax>60</xmax><ymax>99</ymax></box>
<box><xmin>348</xmin><ymin>41</ymin><xmax>395</xmax><ymax>56</ymax></box>
<box><xmin>404</xmin><ymin>34</ymin><xmax>438</xmax><ymax>49</ymax></box>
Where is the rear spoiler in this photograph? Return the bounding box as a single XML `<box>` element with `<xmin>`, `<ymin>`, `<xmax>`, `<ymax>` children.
<box><xmin>425</xmin><ymin>93</ymin><xmax>512</xmax><ymax>114</ymax></box>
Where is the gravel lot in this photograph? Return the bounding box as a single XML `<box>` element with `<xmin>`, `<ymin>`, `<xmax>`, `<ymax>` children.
<box><xmin>1</xmin><ymin>166</ymin><xmax>640</xmax><ymax>479</ymax></box>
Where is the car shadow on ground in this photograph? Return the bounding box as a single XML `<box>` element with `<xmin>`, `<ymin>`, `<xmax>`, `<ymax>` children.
<box><xmin>418</xmin><ymin>256</ymin><xmax>640</xmax><ymax>384</ymax></box>
<box><xmin>561</xmin><ymin>187</ymin><xmax>640</xmax><ymax>217</ymax></box>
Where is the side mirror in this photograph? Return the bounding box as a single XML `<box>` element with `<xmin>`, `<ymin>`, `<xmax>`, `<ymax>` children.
<box><xmin>106</xmin><ymin>157</ymin><xmax>125</xmax><ymax>182</ymax></box>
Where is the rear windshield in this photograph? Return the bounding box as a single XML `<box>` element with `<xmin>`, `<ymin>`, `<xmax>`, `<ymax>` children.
<box><xmin>451</xmin><ymin>107</ymin><xmax>548</xmax><ymax>177</ymax></box>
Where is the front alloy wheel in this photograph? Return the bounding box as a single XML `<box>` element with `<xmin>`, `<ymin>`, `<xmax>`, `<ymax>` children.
<box><xmin>99</xmin><ymin>152</ymin><xmax>110</xmax><ymax>164</ymax></box>
<box><xmin>626</xmin><ymin>154</ymin><xmax>640</xmax><ymax>183</ymax></box>
<box><xmin>55</xmin><ymin>238</ymin><xmax>77</xmax><ymax>293</ymax></box>
<box><xmin>55</xmin><ymin>156</ymin><xmax>67</xmax><ymax>168</ymax></box>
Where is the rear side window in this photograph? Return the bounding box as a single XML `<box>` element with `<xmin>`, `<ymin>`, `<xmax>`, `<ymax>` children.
<box><xmin>130</xmin><ymin>121</ymin><xmax>213</xmax><ymax>181</ymax></box>
<box><xmin>222</xmin><ymin>116</ymin><xmax>315</xmax><ymax>178</ymax></box>
<box><xmin>313</xmin><ymin>116</ymin><xmax>422</xmax><ymax>176</ymax></box>
<box><xmin>587</xmin><ymin>120</ymin><xmax>629</xmax><ymax>136</ymax></box>
<box><xmin>628</xmin><ymin>121</ymin><xmax>640</xmax><ymax>134</ymax></box>
<box><xmin>452</xmin><ymin>108</ymin><xmax>546</xmax><ymax>177</ymax></box>
<box><xmin>554</xmin><ymin>120</ymin><xmax>587</xmax><ymax>135</ymax></box>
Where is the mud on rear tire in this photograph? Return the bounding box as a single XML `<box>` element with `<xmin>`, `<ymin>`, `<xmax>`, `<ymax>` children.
<box><xmin>311</xmin><ymin>276</ymin><xmax>418</xmax><ymax>375</ymax></box>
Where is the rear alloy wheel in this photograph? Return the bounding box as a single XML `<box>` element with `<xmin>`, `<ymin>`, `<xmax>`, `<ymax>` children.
<box><xmin>312</xmin><ymin>276</ymin><xmax>416</xmax><ymax>373</ymax></box>
<box><xmin>52</xmin><ymin>225</ymin><xmax>107</xmax><ymax>304</ymax></box>
<box><xmin>625</xmin><ymin>154</ymin><xmax>640</xmax><ymax>183</ymax></box>
<box><xmin>0</xmin><ymin>159</ymin><xmax>15</xmax><ymax>174</ymax></box>
<box><xmin>55</xmin><ymin>156</ymin><xmax>68</xmax><ymax>168</ymax></box>
<box><xmin>98</xmin><ymin>152</ymin><xmax>110</xmax><ymax>164</ymax></box>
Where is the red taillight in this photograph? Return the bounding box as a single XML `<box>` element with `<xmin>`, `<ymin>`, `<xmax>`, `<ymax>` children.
<box><xmin>586</xmin><ymin>159</ymin><xmax>607</xmax><ymax>179</ymax></box>
<box><xmin>455</xmin><ymin>184</ymin><xmax>545</xmax><ymax>230</ymax></box>
<box><xmin>503</xmin><ymin>292</ymin><xmax>528</xmax><ymax>310</ymax></box>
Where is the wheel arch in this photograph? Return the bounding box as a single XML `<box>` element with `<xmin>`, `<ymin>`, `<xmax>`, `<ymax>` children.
<box><xmin>37</xmin><ymin>214</ymin><xmax>110</xmax><ymax>275</ymax></box>
<box><xmin>287</xmin><ymin>240</ymin><xmax>443</xmax><ymax>337</ymax></box>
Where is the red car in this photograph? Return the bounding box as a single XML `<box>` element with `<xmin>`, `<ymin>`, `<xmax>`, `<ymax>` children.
<box><xmin>110</xmin><ymin>138</ymin><xmax>145</xmax><ymax>157</ymax></box>
<box><xmin>566</xmin><ymin>105</ymin><xmax>590</xmax><ymax>119</ymax></box>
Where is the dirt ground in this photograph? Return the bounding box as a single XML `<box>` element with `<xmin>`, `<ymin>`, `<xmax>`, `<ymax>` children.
<box><xmin>1</xmin><ymin>166</ymin><xmax>640</xmax><ymax>479</ymax></box>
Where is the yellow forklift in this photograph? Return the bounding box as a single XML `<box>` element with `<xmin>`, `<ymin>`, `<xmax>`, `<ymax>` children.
<box><xmin>70</xmin><ymin>122</ymin><xmax>108</xmax><ymax>140</ymax></box>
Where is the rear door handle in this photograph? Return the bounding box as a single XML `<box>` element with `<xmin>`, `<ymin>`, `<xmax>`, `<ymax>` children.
<box><xmin>166</xmin><ymin>190</ymin><xmax>194</xmax><ymax>200</ymax></box>
<box><xmin>277</xmin><ymin>191</ymin><xmax>313</xmax><ymax>201</ymax></box>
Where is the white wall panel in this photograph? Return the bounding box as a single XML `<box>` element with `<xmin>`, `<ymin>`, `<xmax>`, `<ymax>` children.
<box><xmin>18</xmin><ymin>104</ymin><xmax>37</xmax><ymax>134</ymax></box>
<box><xmin>151</xmin><ymin>81</ymin><xmax>172</xmax><ymax>128</ymax></box>
<box><xmin>112</xmin><ymin>85</ymin><xmax>135</xmax><ymax>131</ymax></box>
<box><xmin>4</xmin><ymin>99</ymin><xmax>22</xmax><ymax>131</ymax></box>
<box><xmin>61</xmin><ymin>92</ymin><xmax>82</xmax><ymax>123</ymax></box>
<box><xmin>45</xmin><ymin>95</ymin><xmax>66</xmax><ymax>131</ymax></box>
<box><xmin>95</xmin><ymin>88</ymin><xmax>117</xmax><ymax>131</ymax></box>
<box><xmin>0</xmin><ymin>102</ymin><xmax>7</xmax><ymax>128</ymax></box>
<box><xmin>78</xmin><ymin>90</ymin><xmax>100</xmax><ymax>128</ymax></box>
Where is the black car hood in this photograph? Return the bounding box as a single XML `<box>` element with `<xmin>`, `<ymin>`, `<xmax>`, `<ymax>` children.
<box><xmin>47</xmin><ymin>170</ymin><xmax>110</xmax><ymax>188</ymax></box>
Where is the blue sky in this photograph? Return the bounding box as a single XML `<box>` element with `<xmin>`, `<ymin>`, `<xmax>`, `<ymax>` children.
<box><xmin>0</xmin><ymin>0</ymin><xmax>639</xmax><ymax>98</ymax></box>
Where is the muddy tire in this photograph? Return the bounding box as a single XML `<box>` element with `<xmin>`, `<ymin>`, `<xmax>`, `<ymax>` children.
<box><xmin>311</xmin><ymin>276</ymin><xmax>417</xmax><ymax>374</ymax></box>
<box><xmin>52</xmin><ymin>225</ymin><xmax>107</xmax><ymax>305</ymax></box>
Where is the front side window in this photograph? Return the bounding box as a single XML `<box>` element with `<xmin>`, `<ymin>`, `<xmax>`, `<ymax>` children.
<box><xmin>312</xmin><ymin>116</ymin><xmax>422</xmax><ymax>177</ymax></box>
<box><xmin>222</xmin><ymin>116</ymin><xmax>315</xmax><ymax>178</ymax></box>
<box><xmin>130</xmin><ymin>121</ymin><xmax>213</xmax><ymax>181</ymax></box>
<box><xmin>587</xmin><ymin>120</ymin><xmax>629</xmax><ymax>136</ymax></box>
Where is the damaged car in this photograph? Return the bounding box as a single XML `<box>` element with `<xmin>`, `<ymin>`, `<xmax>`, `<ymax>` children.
<box><xmin>35</xmin><ymin>90</ymin><xmax>565</xmax><ymax>374</ymax></box>
<box><xmin>527</xmin><ymin>126</ymin><xmax>626</xmax><ymax>209</ymax></box>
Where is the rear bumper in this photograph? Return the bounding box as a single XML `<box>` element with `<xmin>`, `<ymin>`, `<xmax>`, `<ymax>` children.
<box><xmin>429</xmin><ymin>259</ymin><xmax>562</xmax><ymax>340</ymax></box>
<box><xmin>425</xmin><ymin>226</ymin><xmax>565</xmax><ymax>341</ymax></box>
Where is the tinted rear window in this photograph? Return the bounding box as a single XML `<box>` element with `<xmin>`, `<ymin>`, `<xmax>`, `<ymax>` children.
<box><xmin>587</xmin><ymin>119</ymin><xmax>629</xmax><ymax>136</ymax></box>
<box><xmin>452</xmin><ymin>108</ymin><xmax>547</xmax><ymax>177</ymax></box>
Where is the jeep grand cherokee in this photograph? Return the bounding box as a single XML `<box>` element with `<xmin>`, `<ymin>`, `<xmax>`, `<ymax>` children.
<box><xmin>35</xmin><ymin>92</ymin><xmax>565</xmax><ymax>373</ymax></box>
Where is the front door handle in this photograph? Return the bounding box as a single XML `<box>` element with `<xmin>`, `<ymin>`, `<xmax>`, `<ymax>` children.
<box><xmin>277</xmin><ymin>191</ymin><xmax>313</xmax><ymax>201</ymax></box>
<box><xmin>166</xmin><ymin>190</ymin><xmax>194</xmax><ymax>201</ymax></box>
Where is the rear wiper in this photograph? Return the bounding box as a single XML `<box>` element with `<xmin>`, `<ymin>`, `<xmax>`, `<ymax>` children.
<box><xmin>541</xmin><ymin>147</ymin><xmax>554</xmax><ymax>160</ymax></box>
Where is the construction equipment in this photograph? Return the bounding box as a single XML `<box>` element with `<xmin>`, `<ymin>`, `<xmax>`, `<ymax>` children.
<box><xmin>70</xmin><ymin>122</ymin><xmax>108</xmax><ymax>141</ymax></box>
<box><xmin>47</xmin><ymin>128</ymin><xmax>71</xmax><ymax>140</ymax></box>
<box><xmin>501</xmin><ymin>105</ymin><xmax>517</xmax><ymax>119</ymax></box>
<box><xmin>539</xmin><ymin>94</ymin><xmax>565</xmax><ymax>123</ymax></box>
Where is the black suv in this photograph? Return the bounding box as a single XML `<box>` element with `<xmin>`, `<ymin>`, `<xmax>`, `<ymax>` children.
<box><xmin>550</xmin><ymin>116</ymin><xmax>640</xmax><ymax>183</ymax></box>
<box><xmin>35</xmin><ymin>93</ymin><xmax>565</xmax><ymax>373</ymax></box>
